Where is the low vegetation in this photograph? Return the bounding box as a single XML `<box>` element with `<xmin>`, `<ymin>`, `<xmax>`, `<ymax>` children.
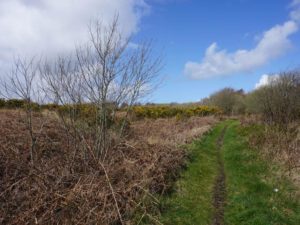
<box><xmin>0</xmin><ymin>13</ymin><xmax>299</xmax><ymax>224</ymax></box>
<box><xmin>158</xmin><ymin>121</ymin><xmax>299</xmax><ymax>225</ymax></box>
<box><xmin>0</xmin><ymin>109</ymin><xmax>217</xmax><ymax>224</ymax></box>
<box><xmin>132</xmin><ymin>105</ymin><xmax>220</xmax><ymax>119</ymax></box>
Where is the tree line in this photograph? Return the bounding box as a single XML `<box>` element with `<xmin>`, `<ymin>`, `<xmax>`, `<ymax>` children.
<box><xmin>201</xmin><ymin>70</ymin><xmax>300</xmax><ymax>127</ymax></box>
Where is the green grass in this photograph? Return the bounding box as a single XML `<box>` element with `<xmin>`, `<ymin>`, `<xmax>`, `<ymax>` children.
<box><xmin>223</xmin><ymin>121</ymin><xmax>300</xmax><ymax>225</ymax></box>
<box><xmin>158</xmin><ymin>122</ymin><xmax>229</xmax><ymax>225</ymax></box>
<box><xmin>157</xmin><ymin>120</ymin><xmax>299</xmax><ymax>225</ymax></box>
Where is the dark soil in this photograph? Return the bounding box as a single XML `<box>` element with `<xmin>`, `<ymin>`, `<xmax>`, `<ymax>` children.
<box><xmin>212</xmin><ymin>126</ymin><xmax>227</xmax><ymax>225</ymax></box>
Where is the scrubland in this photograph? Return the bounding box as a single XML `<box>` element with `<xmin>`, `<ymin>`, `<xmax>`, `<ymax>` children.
<box><xmin>0</xmin><ymin>16</ymin><xmax>299</xmax><ymax>224</ymax></box>
<box><xmin>0</xmin><ymin>109</ymin><xmax>217</xmax><ymax>224</ymax></box>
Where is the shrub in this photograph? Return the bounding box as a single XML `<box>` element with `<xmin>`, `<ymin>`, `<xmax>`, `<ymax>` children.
<box><xmin>0</xmin><ymin>98</ymin><xmax>5</xmax><ymax>108</ymax></box>
<box><xmin>132</xmin><ymin>105</ymin><xmax>221</xmax><ymax>119</ymax></box>
<box><xmin>248</xmin><ymin>71</ymin><xmax>300</xmax><ymax>127</ymax></box>
<box><xmin>5</xmin><ymin>99</ymin><xmax>26</xmax><ymax>109</ymax></box>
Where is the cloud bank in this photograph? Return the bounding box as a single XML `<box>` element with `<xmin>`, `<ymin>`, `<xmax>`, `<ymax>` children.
<box><xmin>184</xmin><ymin>1</ymin><xmax>300</xmax><ymax>79</ymax></box>
<box><xmin>0</xmin><ymin>0</ymin><xmax>148</xmax><ymax>71</ymax></box>
<box><xmin>255</xmin><ymin>74</ymin><xmax>279</xmax><ymax>89</ymax></box>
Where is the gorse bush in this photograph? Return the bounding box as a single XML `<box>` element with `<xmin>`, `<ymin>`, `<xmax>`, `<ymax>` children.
<box><xmin>5</xmin><ymin>99</ymin><xmax>26</xmax><ymax>108</ymax></box>
<box><xmin>132</xmin><ymin>105</ymin><xmax>221</xmax><ymax>119</ymax></box>
<box><xmin>0</xmin><ymin>98</ymin><xmax>40</xmax><ymax>110</ymax></box>
<box><xmin>0</xmin><ymin>98</ymin><xmax>5</xmax><ymax>108</ymax></box>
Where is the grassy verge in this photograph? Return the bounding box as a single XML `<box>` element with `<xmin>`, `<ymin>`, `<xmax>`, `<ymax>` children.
<box><xmin>223</xmin><ymin>121</ymin><xmax>300</xmax><ymax>225</ymax></box>
<box><xmin>158</xmin><ymin>122</ymin><xmax>228</xmax><ymax>225</ymax></box>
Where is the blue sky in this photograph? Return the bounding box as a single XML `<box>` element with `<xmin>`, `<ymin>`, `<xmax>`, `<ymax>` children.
<box><xmin>135</xmin><ymin>0</ymin><xmax>300</xmax><ymax>103</ymax></box>
<box><xmin>1</xmin><ymin>0</ymin><xmax>300</xmax><ymax>103</ymax></box>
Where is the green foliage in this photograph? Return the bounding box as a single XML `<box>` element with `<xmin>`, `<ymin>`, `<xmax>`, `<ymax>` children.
<box><xmin>132</xmin><ymin>105</ymin><xmax>221</xmax><ymax>119</ymax></box>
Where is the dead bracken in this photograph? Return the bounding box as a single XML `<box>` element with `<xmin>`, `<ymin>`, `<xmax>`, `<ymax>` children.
<box><xmin>0</xmin><ymin>109</ymin><xmax>217</xmax><ymax>224</ymax></box>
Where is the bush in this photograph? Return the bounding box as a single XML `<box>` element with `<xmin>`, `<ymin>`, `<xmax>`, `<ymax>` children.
<box><xmin>0</xmin><ymin>98</ymin><xmax>5</xmax><ymax>108</ymax></box>
<box><xmin>248</xmin><ymin>71</ymin><xmax>300</xmax><ymax>127</ymax></box>
<box><xmin>41</xmin><ymin>103</ymin><xmax>60</xmax><ymax>111</ymax></box>
<box><xmin>132</xmin><ymin>105</ymin><xmax>221</xmax><ymax>119</ymax></box>
<box><xmin>5</xmin><ymin>99</ymin><xmax>26</xmax><ymax>109</ymax></box>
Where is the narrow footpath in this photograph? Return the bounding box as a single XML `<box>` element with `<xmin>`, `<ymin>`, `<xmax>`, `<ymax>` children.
<box><xmin>159</xmin><ymin>121</ymin><xmax>300</xmax><ymax>225</ymax></box>
<box><xmin>212</xmin><ymin>126</ymin><xmax>227</xmax><ymax>225</ymax></box>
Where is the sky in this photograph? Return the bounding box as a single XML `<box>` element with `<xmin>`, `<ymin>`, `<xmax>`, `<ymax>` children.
<box><xmin>1</xmin><ymin>0</ymin><xmax>300</xmax><ymax>103</ymax></box>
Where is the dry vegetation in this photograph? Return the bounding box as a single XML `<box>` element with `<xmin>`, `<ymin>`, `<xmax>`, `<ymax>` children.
<box><xmin>131</xmin><ymin>116</ymin><xmax>217</xmax><ymax>146</ymax></box>
<box><xmin>0</xmin><ymin>12</ymin><xmax>299</xmax><ymax>224</ymax></box>
<box><xmin>240</xmin><ymin>115</ymin><xmax>300</xmax><ymax>187</ymax></box>
<box><xmin>0</xmin><ymin>109</ymin><xmax>217</xmax><ymax>224</ymax></box>
<box><xmin>0</xmin><ymin>17</ymin><xmax>220</xmax><ymax>225</ymax></box>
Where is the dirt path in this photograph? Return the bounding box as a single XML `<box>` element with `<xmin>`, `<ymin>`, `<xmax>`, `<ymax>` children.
<box><xmin>212</xmin><ymin>126</ymin><xmax>227</xmax><ymax>225</ymax></box>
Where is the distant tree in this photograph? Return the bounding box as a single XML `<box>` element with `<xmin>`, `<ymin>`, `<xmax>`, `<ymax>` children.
<box><xmin>204</xmin><ymin>88</ymin><xmax>246</xmax><ymax>115</ymax></box>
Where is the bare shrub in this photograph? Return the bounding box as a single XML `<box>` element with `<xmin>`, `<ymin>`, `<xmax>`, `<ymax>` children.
<box><xmin>0</xmin><ymin>57</ymin><xmax>45</xmax><ymax>164</ymax></box>
<box><xmin>40</xmin><ymin>16</ymin><xmax>162</xmax><ymax>161</ymax></box>
<box><xmin>249</xmin><ymin>70</ymin><xmax>300</xmax><ymax>127</ymax></box>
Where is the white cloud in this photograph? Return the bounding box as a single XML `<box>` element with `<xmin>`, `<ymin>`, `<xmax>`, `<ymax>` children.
<box><xmin>290</xmin><ymin>0</ymin><xmax>300</xmax><ymax>22</ymax></box>
<box><xmin>184</xmin><ymin>1</ymin><xmax>300</xmax><ymax>79</ymax></box>
<box><xmin>291</xmin><ymin>0</ymin><xmax>300</xmax><ymax>6</ymax></box>
<box><xmin>0</xmin><ymin>0</ymin><xmax>148</xmax><ymax>73</ymax></box>
<box><xmin>255</xmin><ymin>74</ymin><xmax>279</xmax><ymax>89</ymax></box>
